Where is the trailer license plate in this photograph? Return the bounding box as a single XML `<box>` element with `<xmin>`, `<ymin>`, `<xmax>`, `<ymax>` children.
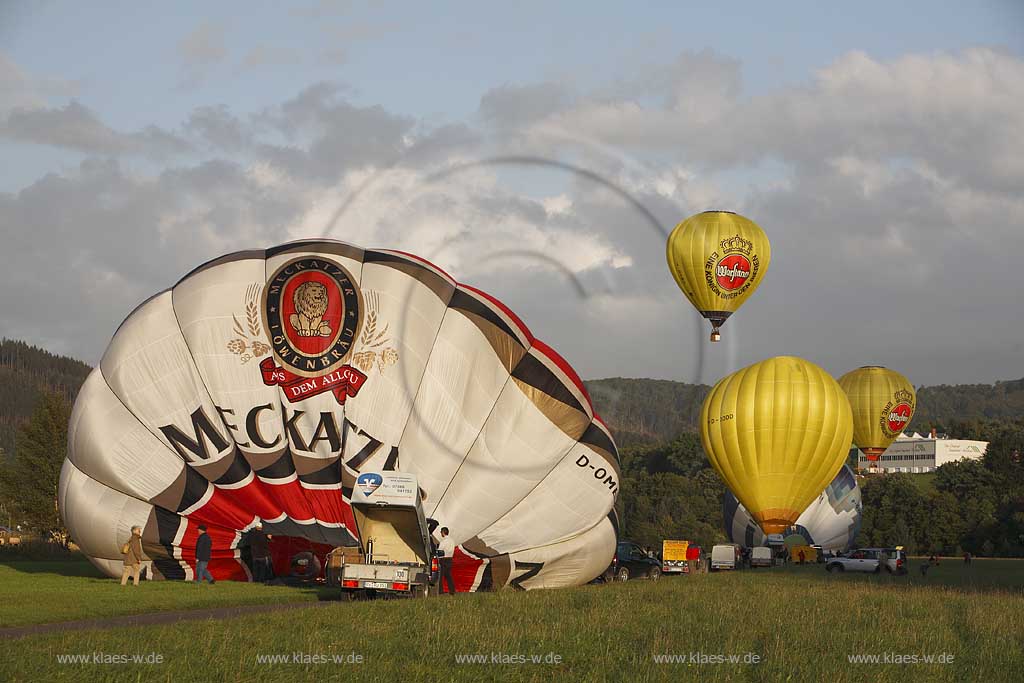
<box><xmin>365</xmin><ymin>581</ymin><xmax>389</xmax><ymax>589</ymax></box>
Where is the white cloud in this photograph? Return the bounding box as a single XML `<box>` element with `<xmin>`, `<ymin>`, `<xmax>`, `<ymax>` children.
<box><xmin>177</xmin><ymin>21</ymin><xmax>229</xmax><ymax>89</ymax></box>
<box><xmin>2</xmin><ymin>101</ymin><xmax>191</xmax><ymax>158</ymax></box>
<box><xmin>0</xmin><ymin>52</ymin><xmax>78</xmax><ymax>115</ymax></box>
<box><xmin>2</xmin><ymin>47</ymin><xmax>1022</xmax><ymax>385</ymax></box>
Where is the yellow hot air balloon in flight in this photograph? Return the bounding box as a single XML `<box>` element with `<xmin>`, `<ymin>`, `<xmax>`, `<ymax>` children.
<box><xmin>838</xmin><ymin>366</ymin><xmax>916</xmax><ymax>462</ymax></box>
<box><xmin>666</xmin><ymin>210</ymin><xmax>771</xmax><ymax>342</ymax></box>
<box><xmin>700</xmin><ymin>356</ymin><xmax>853</xmax><ymax>534</ymax></box>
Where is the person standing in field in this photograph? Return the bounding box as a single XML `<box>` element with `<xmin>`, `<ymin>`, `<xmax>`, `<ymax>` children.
<box><xmin>963</xmin><ymin>552</ymin><xmax>972</xmax><ymax>565</ymax></box>
<box><xmin>120</xmin><ymin>525</ymin><xmax>145</xmax><ymax>586</ymax></box>
<box><xmin>798</xmin><ymin>549</ymin><xmax>806</xmax><ymax>565</ymax></box>
<box><xmin>194</xmin><ymin>525</ymin><xmax>215</xmax><ymax>584</ymax></box>
<box><xmin>250</xmin><ymin>522</ymin><xmax>272</xmax><ymax>583</ymax></box>
<box><xmin>437</xmin><ymin>527</ymin><xmax>457</xmax><ymax>595</ymax></box>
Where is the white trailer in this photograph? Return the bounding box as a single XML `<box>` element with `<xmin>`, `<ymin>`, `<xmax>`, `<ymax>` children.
<box><xmin>330</xmin><ymin>472</ymin><xmax>432</xmax><ymax>599</ymax></box>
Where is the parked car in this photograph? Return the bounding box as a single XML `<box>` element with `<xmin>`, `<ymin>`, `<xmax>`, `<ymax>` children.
<box><xmin>825</xmin><ymin>548</ymin><xmax>882</xmax><ymax>573</ymax></box>
<box><xmin>604</xmin><ymin>541</ymin><xmax>662</xmax><ymax>582</ymax></box>
<box><xmin>868</xmin><ymin>546</ymin><xmax>908</xmax><ymax>575</ymax></box>
<box><xmin>750</xmin><ymin>546</ymin><xmax>773</xmax><ymax>568</ymax></box>
<box><xmin>709</xmin><ymin>544</ymin><xmax>742</xmax><ymax>571</ymax></box>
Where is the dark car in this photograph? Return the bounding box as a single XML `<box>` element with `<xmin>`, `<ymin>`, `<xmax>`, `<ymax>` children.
<box><xmin>603</xmin><ymin>541</ymin><xmax>662</xmax><ymax>582</ymax></box>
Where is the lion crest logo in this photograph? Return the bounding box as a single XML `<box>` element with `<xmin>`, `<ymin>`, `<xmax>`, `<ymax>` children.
<box><xmin>290</xmin><ymin>281</ymin><xmax>332</xmax><ymax>338</ymax></box>
<box><xmin>262</xmin><ymin>256</ymin><xmax>362</xmax><ymax>378</ymax></box>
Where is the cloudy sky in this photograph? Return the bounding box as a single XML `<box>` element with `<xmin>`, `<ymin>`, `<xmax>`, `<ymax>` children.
<box><xmin>2</xmin><ymin>1</ymin><xmax>1022</xmax><ymax>387</ymax></box>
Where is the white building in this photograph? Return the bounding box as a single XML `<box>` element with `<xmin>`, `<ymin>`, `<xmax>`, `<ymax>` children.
<box><xmin>856</xmin><ymin>431</ymin><xmax>988</xmax><ymax>473</ymax></box>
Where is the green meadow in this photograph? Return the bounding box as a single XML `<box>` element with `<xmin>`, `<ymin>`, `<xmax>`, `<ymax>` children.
<box><xmin>1</xmin><ymin>558</ymin><xmax>1021</xmax><ymax>682</ymax></box>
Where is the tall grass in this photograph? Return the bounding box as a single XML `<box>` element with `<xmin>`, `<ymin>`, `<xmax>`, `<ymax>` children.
<box><xmin>0</xmin><ymin>560</ymin><xmax>326</xmax><ymax>627</ymax></box>
<box><xmin>1</xmin><ymin>561</ymin><xmax>1021</xmax><ymax>682</ymax></box>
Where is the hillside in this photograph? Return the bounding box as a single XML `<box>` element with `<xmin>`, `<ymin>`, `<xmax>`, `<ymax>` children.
<box><xmin>912</xmin><ymin>378</ymin><xmax>1024</xmax><ymax>430</ymax></box>
<box><xmin>0</xmin><ymin>340</ymin><xmax>92</xmax><ymax>458</ymax></box>
<box><xmin>584</xmin><ymin>378</ymin><xmax>709</xmax><ymax>446</ymax></box>
<box><xmin>0</xmin><ymin>337</ymin><xmax>1021</xmax><ymax>455</ymax></box>
<box><xmin>586</xmin><ymin>375</ymin><xmax>1024</xmax><ymax>446</ymax></box>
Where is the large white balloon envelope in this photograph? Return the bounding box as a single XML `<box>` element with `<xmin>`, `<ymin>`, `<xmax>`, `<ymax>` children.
<box><xmin>61</xmin><ymin>241</ymin><xmax>620</xmax><ymax>590</ymax></box>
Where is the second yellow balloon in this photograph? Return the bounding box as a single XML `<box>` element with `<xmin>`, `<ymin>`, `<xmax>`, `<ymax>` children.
<box><xmin>700</xmin><ymin>356</ymin><xmax>853</xmax><ymax>534</ymax></box>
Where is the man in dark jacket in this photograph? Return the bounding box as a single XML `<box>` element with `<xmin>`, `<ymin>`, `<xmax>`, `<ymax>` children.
<box><xmin>194</xmin><ymin>525</ymin><xmax>215</xmax><ymax>584</ymax></box>
<box><xmin>250</xmin><ymin>522</ymin><xmax>272</xmax><ymax>583</ymax></box>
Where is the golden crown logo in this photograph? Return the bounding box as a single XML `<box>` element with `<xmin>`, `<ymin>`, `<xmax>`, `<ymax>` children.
<box><xmin>894</xmin><ymin>388</ymin><xmax>914</xmax><ymax>405</ymax></box>
<box><xmin>720</xmin><ymin>234</ymin><xmax>753</xmax><ymax>255</ymax></box>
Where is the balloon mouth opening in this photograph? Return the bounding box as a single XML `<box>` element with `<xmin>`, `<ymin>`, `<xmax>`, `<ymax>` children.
<box><xmin>702</xmin><ymin>311</ymin><xmax>731</xmax><ymax>343</ymax></box>
<box><xmin>755</xmin><ymin>510</ymin><xmax>800</xmax><ymax>535</ymax></box>
<box><xmin>861</xmin><ymin>448</ymin><xmax>885</xmax><ymax>462</ymax></box>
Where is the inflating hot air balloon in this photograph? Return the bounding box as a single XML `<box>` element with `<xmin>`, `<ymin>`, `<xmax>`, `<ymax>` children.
<box><xmin>723</xmin><ymin>465</ymin><xmax>862</xmax><ymax>552</ymax></box>
<box><xmin>666</xmin><ymin>210</ymin><xmax>771</xmax><ymax>342</ymax></box>
<box><xmin>700</xmin><ymin>356</ymin><xmax>853</xmax><ymax>534</ymax></box>
<box><xmin>60</xmin><ymin>240</ymin><xmax>620</xmax><ymax>591</ymax></box>
<box><xmin>838</xmin><ymin>366</ymin><xmax>916</xmax><ymax>463</ymax></box>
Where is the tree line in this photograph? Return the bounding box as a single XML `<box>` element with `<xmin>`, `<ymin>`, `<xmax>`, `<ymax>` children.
<box><xmin>0</xmin><ymin>339</ymin><xmax>90</xmax><ymax>459</ymax></box>
<box><xmin>0</xmin><ymin>338</ymin><xmax>1021</xmax><ymax>558</ymax></box>
<box><xmin>857</xmin><ymin>418</ymin><xmax>1024</xmax><ymax>556</ymax></box>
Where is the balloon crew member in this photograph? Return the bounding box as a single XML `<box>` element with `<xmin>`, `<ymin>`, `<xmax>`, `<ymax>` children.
<box><xmin>250</xmin><ymin>522</ymin><xmax>273</xmax><ymax>583</ymax></box>
<box><xmin>437</xmin><ymin>527</ymin><xmax>457</xmax><ymax>595</ymax></box>
<box><xmin>194</xmin><ymin>525</ymin><xmax>215</xmax><ymax>584</ymax></box>
<box><xmin>120</xmin><ymin>525</ymin><xmax>145</xmax><ymax>586</ymax></box>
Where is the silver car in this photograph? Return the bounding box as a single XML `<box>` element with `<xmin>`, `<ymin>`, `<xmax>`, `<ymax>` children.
<box><xmin>825</xmin><ymin>548</ymin><xmax>881</xmax><ymax>573</ymax></box>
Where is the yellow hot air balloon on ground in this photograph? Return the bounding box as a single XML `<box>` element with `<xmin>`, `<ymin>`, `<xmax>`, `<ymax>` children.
<box><xmin>838</xmin><ymin>366</ymin><xmax>916</xmax><ymax>462</ymax></box>
<box><xmin>700</xmin><ymin>356</ymin><xmax>853</xmax><ymax>534</ymax></box>
<box><xmin>666</xmin><ymin>210</ymin><xmax>771</xmax><ymax>342</ymax></box>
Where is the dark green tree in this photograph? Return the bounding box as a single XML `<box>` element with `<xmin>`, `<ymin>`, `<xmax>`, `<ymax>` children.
<box><xmin>0</xmin><ymin>391</ymin><xmax>72</xmax><ymax>544</ymax></box>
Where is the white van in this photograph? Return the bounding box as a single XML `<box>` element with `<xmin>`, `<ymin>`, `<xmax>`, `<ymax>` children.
<box><xmin>710</xmin><ymin>544</ymin><xmax>739</xmax><ymax>571</ymax></box>
<box><xmin>750</xmin><ymin>546</ymin><xmax>773</xmax><ymax>568</ymax></box>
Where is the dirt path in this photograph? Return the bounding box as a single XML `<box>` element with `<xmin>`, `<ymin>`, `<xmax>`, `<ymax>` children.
<box><xmin>0</xmin><ymin>600</ymin><xmax>335</xmax><ymax>640</ymax></box>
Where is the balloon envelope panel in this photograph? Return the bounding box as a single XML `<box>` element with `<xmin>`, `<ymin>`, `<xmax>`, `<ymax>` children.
<box><xmin>838</xmin><ymin>366</ymin><xmax>916</xmax><ymax>461</ymax></box>
<box><xmin>60</xmin><ymin>241</ymin><xmax>619</xmax><ymax>590</ymax></box>
<box><xmin>722</xmin><ymin>465</ymin><xmax>862</xmax><ymax>552</ymax></box>
<box><xmin>701</xmin><ymin>356</ymin><xmax>853</xmax><ymax>534</ymax></box>
<box><xmin>666</xmin><ymin>210</ymin><xmax>771</xmax><ymax>336</ymax></box>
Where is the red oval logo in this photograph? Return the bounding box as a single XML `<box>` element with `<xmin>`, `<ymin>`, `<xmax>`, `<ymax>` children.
<box><xmin>887</xmin><ymin>403</ymin><xmax>912</xmax><ymax>433</ymax></box>
<box><xmin>264</xmin><ymin>257</ymin><xmax>361</xmax><ymax>377</ymax></box>
<box><xmin>715</xmin><ymin>254</ymin><xmax>751</xmax><ymax>291</ymax></box>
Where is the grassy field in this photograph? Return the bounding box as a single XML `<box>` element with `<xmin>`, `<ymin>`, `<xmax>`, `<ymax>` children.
<box><xmin>0</xmin><ymin>557</ymin><xmax>1022</xmax><ymax>682</ymax></box>
<box><xmin>0</xmin><ymin>560</ymin><xmax>328</xmax><ymax>627</ymax></box>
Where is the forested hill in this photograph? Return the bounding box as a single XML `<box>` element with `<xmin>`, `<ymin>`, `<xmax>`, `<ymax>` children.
<box><xmin>0</xmin><ymin>336</ymin><xmax>1022</xmax><ymax>455</ymax></box>
<box><xmin>0</xmin><ymin>340</ymin><xmax>92</xmax><ymax>457</ymax></box>
<box><xmin>583</xmin><ymin>378</ymin><xmax>710</xmax><ymax>447</ymax></box>
<box><xmin>912</xmin><ymin>379</ymin><xmax>1024</xmax><ymax>430</ymax></box>
<box><xmin>585</xmin><ymin>375</ymin><xmax>1024</xmax><ymax>447</ymax></box>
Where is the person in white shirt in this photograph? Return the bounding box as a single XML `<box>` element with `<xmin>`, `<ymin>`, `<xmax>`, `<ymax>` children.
<box><xmin>436</xmin><ymin>527</ymin><xmax>457</xmax><ymax>595</ymax></box>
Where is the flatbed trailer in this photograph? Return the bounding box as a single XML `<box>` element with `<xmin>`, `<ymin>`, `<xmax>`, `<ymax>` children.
<box><xmin>326</xmin><ymin>472</ymin><xmax>432</xmax><ymax>599</ymax></box>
